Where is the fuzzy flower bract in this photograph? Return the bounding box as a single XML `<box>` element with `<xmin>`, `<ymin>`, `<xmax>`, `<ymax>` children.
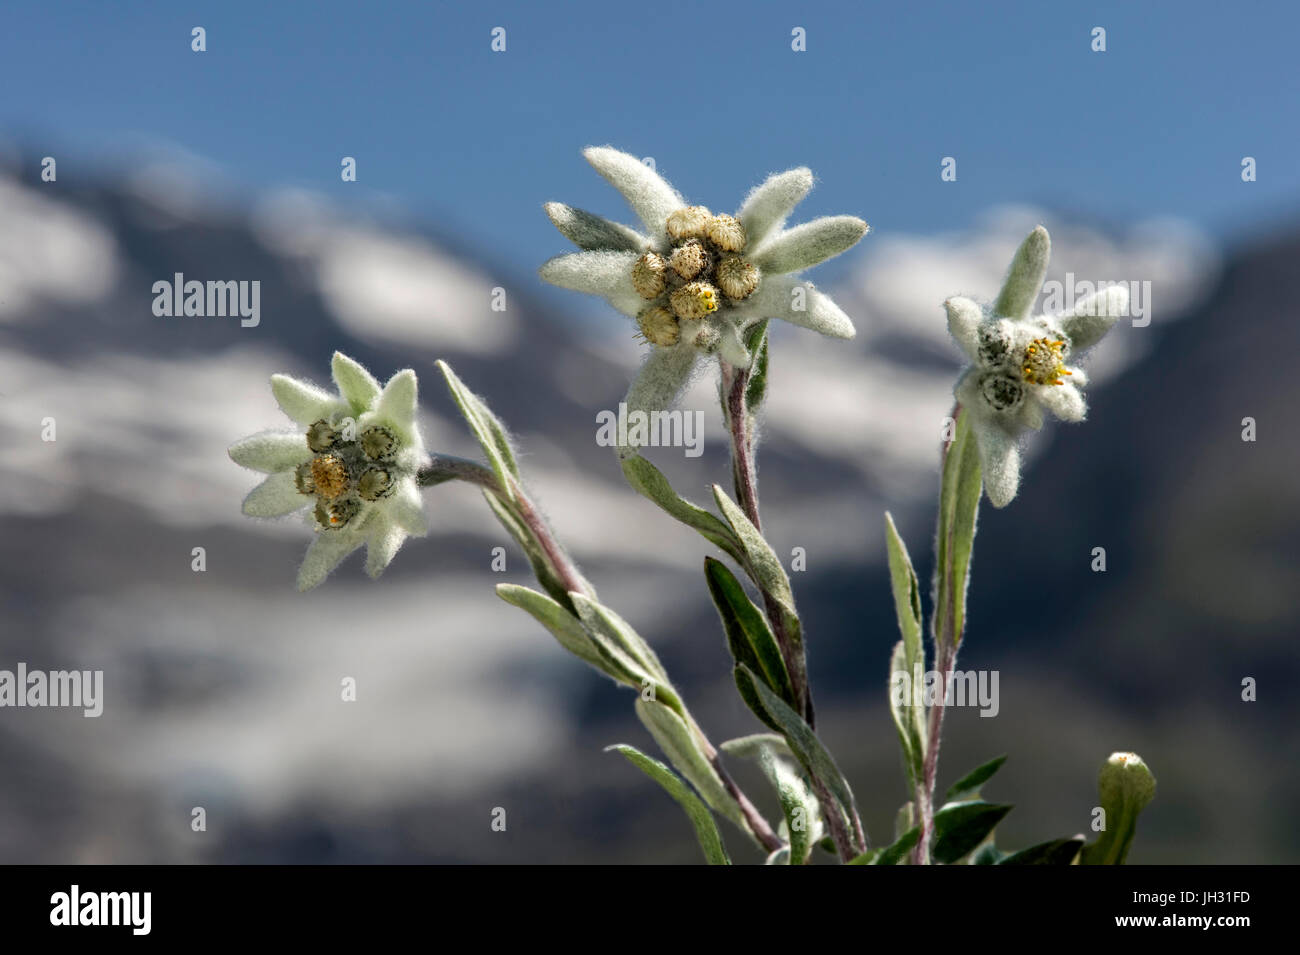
<box><xmin>946</xmin><ymin>226</ymin><xmax>1129</xmax><ymax>508</ymax></box>
<box><xmin>229</xmin><ymin>352</ymin><xmax>428</xmax><ymax>589</ymax></box>
<box><xmin>541</xmin><ymin>146</ymin><xmax>869</xmax><ymax>454</ymax></box>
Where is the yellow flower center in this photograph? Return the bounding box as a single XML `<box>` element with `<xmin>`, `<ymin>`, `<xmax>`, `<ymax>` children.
<box><xmin>310</xmin><ymin>454</ymin><xmax>350</xmax><ymax>500</ymax></box>
<box><xmin>1020</xmin><ymin>337</ymin><xmax>1072</xmax><ymax>386</ymax></box>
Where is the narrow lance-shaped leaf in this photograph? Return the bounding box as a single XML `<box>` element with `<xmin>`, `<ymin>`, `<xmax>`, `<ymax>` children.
<box><xmin>495</xmin><ymin>584</ymin><xmax>612</xmax><ymax>677</ymax></box>
<box><xmin>757</xmin><ymin>744</ymin><xmax>821</xmax><ymax>865</ymax></box>
<box><xmin>884</xmin><ymin>512</ymin><xmax>927</xmax><ymax>788</ymax></box>
<box><xmin>735</xmin><ymin>665</ymin><xmax>860</xmax><ymax>849</ymax></box>
<box><xmin>743</xmin><ymin>321</ymin><xmax>771</xmax><ymax>412</ymax></box>
<box><xmin>606</xmin><ymin>745</ymin><xmax>730</xmax><ymax>865</ymax></box>
<box><xmin>436</xmin><ymin>360</ymin><xmax>519</xmax><ymax>492</ymax></box>
<box><xmin>931</xmin><ymin>800</ymin><xmax>1013</xmax><ymax>864</ymax></box>
<box><xmin>888</xmin><ymin>640</ymin><xmax>926</xmax><ymax>793</ymax></box>
<box><xmin>635</xmin><ymin>698</ymin><xmax>748</xmax><ymax>832</ymax></box>
<box><xmin>933</xmin><ymin>408</ymin><xmax>982</xmax><ymax>648</ymax></box>
<box><xmin>944</xmin><ymin>754</ymin><xmax>1008</xmax><ymax>802</ymax></box>
<box><xmin>482</xmin><ymin>490</ymin><xmax>572</xmax><ymax>611</ymax></box>
<box><xmin>704</xmin><ymin>557</ymin><xmax>795</xmax><ymax>707</ymax></box>
<box><xmin>620</xmin><ymin>455</ymin><xmax>744</xmax><ymax>564</ymax></box>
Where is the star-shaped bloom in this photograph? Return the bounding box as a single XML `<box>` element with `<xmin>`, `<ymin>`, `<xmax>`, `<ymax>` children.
<box><xmin>229</xmin><ymin>352</ymin><xmax>429</xmax><ymax>589</ymax></box>
<box><xmin>945</xmin><ymin>226</ymin><xmax>1129</xmax><ymax>508</ymax></box>
<box><xmin>540</xmin><ymin>147</ymin><xmax>868</xmax><ymax>453</ymax></box>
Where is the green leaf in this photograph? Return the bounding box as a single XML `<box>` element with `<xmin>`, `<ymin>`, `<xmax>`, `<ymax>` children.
<box><xmin>735</xmin><ymin>664</ymin><xmax>860</xmax><ymax>846</ymax></box>
<box><xmin>884</xmin><ymin>512</ymin><xmax>927</xmax><ymax>790</ymax></box>
<box><xmin>570</xmin><ymin>593</ymin><xmax>669</xmax><ymax>687</ymax></box>
<box><xmin>1081</xmin><ymin>752</ymin><xmax>1156</xmax><ymax>866</ymax></box>
<box><xmin>743</xmin><ymin>321</ymin><xmax>770</xmax><ymax>411</ymax></box>
<box><xmin>888</xmin><ymin>640</ymin><xmax>927</xmax><ymax>795</ymax></box>
<box><xmin>719</xmin><ymin>734</ymin><xmax>794</xmax><ymax>762</ymax></box>
<box><xmin>606</xmin><ymin>744</ymin><xmax>731</xmax><ymax>865</ymax></box>
<box><xmin>712</xmin><ymin>486</ymin><xmax>806</xmax><ymax>717</ymax></box>
<box><xmin>435</xmin><ymin>361</ymin><xmax>519</xmax><ymax>491</ymax></box>
<box><xmin>482</xmin><ymin>491</ymin><xmax>573</xmax><ymax>611</ymax></box>
<box><xmin>933</xmin><ymin>408</ymin><xmax>982</xmax><ymax>647</ymax></box>
<box><xmin>495</xmin><ymin>584</ymin><xmax>611</xmax><ymax>676</ymax></box>
<box><xmin>620</xmin><ymin>455</ymin><xmax>744</xmax><ymax>564</ymax></box>
<box><xmin>704</xmin><ymin>557</ymin><xmax>795</xmax><ymax>706</ymax></box>
<box><xmin>871</xmin><ymin>827</ymin><xmax>920</xmax><ymax>865</ymax></box>
<box><xmin>757</xmin><ymin>743</ymin><xmax>820</xmax><ymax>865</ymax></box>
<box><xmin>944</xmin><ymin>754</ymin><xmax>1008</xmax><ymax>802</ymax></box>
<box><xmin>558</xmin><ymin>594</ymin><xmax>672</xmax><ymax>699</ymax></box>
<box><xmin>1000</xmin><ymin>838</ymin><xmax>1084</xmax><ymax>866</ymax></box>
<box><xmin>635</xmin><ymin>698</ymin><xmax>746</xmax><ymax>831</ymax></box>
<box><xmin>932</xmin><ymin>800</ymin><xmax>1013</xmax><ymax>864</ymax></box>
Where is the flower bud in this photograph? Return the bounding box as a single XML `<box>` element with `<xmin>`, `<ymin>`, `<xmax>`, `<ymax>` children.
<box><xmin>631</xmin><ymin>251</ymin><xmax>667</xmax><ymax>299</ymax></box>
<box><xmin>636</xmin><ymin>305</ymin><xmax>680</xmax><ymax>347</ymax></box>
<box><xmin>707</xmin><ymin>213</ymin><xmax>746</xmax><ymax>252</ymax></box>
<box><xmin>669</xmin><ymin>281</ymin><xmax>720</xmax><ymax>321</ymax></box>
<box><xmin>668</xmin><ymin>239</ymin><xmax>708</xmax><ymax>280</ymax></box>
<box><xmin>716</xmin><ymin>256</ymin><xmax>760</xmax><ymax>300</ymax></box>
<box><xmin>310</xmin><ymin>453</ymin><xmax>350</xmax><ymax>501</ymax></box>
<box><xmin>306</xmin><ymin>419</ymin><xmax>338</xmax><ymax>453</ymax></box>
<box><xmin>665</xmin><ymin>205</ymin><xmax>712</xmax><ymax>242</ymax></box>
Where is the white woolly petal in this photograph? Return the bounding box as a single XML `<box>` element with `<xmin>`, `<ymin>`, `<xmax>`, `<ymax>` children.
<box><xmin>737</xmin><ymin>275</ymin><xmax>856</xmax><ymax>339</ymax></box>
<box><xmin>619</xmin><ymin>346</ymin><xmax>700</xmax><ymax>457</ymax></box>
<box><xmin>544</xmin><ymin>202</ymin><xmax>647</xmax><ymax>252</ymax></box>
<box><xmin>944</xmin><ymin>296</ymin><xmax>983</xmax><ymax>361</ymax></box>
<box><xmin>386</xmin><ymin>479</ymin><xmax>429</xmax><ymax>536</ymax></box>
<box><xmin>1034</xmin><ymin>382</ymin><xmax>1087</xmax><ymax>422</ymax></box>
<box><xmin>297</xmin><ymin>524</ymin><xmax>368</xmax><ymax>591</ymax></box>
<box><xmin>331</xmin><ymin>352</ymin><xmax>382</xmax><ymax>414</ymax></box>
<box><xmin>242</xmin><ymin>471</ymin><xmax>309</xmax><ymax>518</ymax></box>
<box><xmin>229</xmin><ymin>431</ymin><xmax>311</xmax><ymax>474</ymax></box>
<box><xmin>583</xmin><ymin>146</ymin><xmax>684</xmax><ymax>240</ymax></box>
<box><xmin>969</xmin><ymin>414</ymin><xmax>1021</xmax><ymax>509</ymax></box>
<box><xmin>270</xmin><ymin>374</ymin><xmax>346</xmax><ymax>427</ymax></box>
<box><xmin>736</xmin><ymin>168</ymin><xmax>814</xmax><ymax>251</ymax></box>
<box><xmin>751</xmin><ymin>216</ymin><xmax>869</xmax><ymax>274</ymax></box>
<box><xmin>1067</xmin><ymin>366</ymin><xmax>1088</xmax><ymax>387</ymax></box>
<box><xmin>993</xmin><ymin>226</ymin><xmax>1050</xmax><ymax>321</ymax></box>
<box><xmin>538</xmin><ymin>251</ymin><xmax>639</xmax><ymax>302</ymax></box>
<box><xmin>375</xmin><ymin>369</ymin><xmax>418</xmax><ymax>438</ymax></box>
<box><xmin>1059</xmin><ymin>284</ymin><xmax>1128</xmax><ymax>349</ymax></box>
<box><xmin>365</xmin><ymin>516</ymin><xmax>406</xmax><ymax>579</ymax></box>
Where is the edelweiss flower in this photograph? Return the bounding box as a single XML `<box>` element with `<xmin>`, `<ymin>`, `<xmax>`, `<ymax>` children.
<box><xmin>229</xmin><ymin>352</ymin><xmax>428</xmax><ymax>589</ymax></box>
<box><xmin>945</xmin><ymin>226</ymin><xmax>1129</xmax><ymax>508</ymax></box>
<box><xmin>540</xmin><ymin>147</ymin><xmax>868</xmax><ymax>451</ymax></box>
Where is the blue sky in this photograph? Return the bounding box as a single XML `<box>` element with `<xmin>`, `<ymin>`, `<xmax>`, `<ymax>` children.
<box><xmin>4</xmin><ymin>0</ymin><xmax>1298</xmax><ymax>274</ymax></box>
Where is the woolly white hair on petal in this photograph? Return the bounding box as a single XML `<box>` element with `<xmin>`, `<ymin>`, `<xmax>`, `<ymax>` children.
<box><xmin>583</xmin><ymin>146</ymin><xmax>684</xmax><ymax>241</ymax></box>
<box><xmin>737</xmin><ymin>167</ymin><xmax>814</xmax><ymax>252</ymax></box>
<box><xmin>750</xmin><ymin>216</ymin><xmax>869</xmax><ymax>275</ymax></box>
<box><xmin>993</xmin><ymin>226</ymin><xmax>1050</xmax><ymax>321</ymax></box>
<box><xmin>544</xmin><ymin>202</ymin><xmax>647</xmax><ymax>253</ymax></box>
<box><xmin>1059</xmin><ymin>284</ymin><xmax>1129</xmax><ymax>350</ymax></box>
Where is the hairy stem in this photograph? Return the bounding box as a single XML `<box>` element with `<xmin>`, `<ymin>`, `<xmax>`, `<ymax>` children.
<box><xmin>913</xmin><ymin>640</ymin><xmax>956</xmax><ymax>865</ymax></box>
<box><xmin>692</xmin><ymin>722</ymin><xmax>784</xmax><ymax>854</ymax></box>
<box><xmin>720</xmin><ymin>360</ymin><xmax>866</xmax><ymax>862</ymax></box>
<box><xmin>720</xmin><ymin>361</ymin><xmax>813</xmax><ymax>725</ymax></box>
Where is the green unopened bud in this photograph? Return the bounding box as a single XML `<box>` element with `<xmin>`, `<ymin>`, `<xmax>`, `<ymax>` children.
<box><xmin>1081</xmin><ymin>752</ymin><xmax>1156</xmax><ymax>865</ymax></box>
<box><xmin>306</xmin><ymin>419</ymin><xmax>337</xmax><ymax>453</ymax></box>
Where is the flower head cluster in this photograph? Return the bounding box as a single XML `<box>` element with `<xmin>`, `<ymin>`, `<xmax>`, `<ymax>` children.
<box><xmin>946</xmin><ymin>226</ymin><xmax>1129</xmax><ymax>507</ymax></box>
<box><xmin>541</xmin><ymin>147</ymin><xmax>868</xmax><ymax>452</ymax></box>
<box><xmin>229</xmin><ymin>352</ymin><xmax>428</xmax><ymax>589</ymax></box>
